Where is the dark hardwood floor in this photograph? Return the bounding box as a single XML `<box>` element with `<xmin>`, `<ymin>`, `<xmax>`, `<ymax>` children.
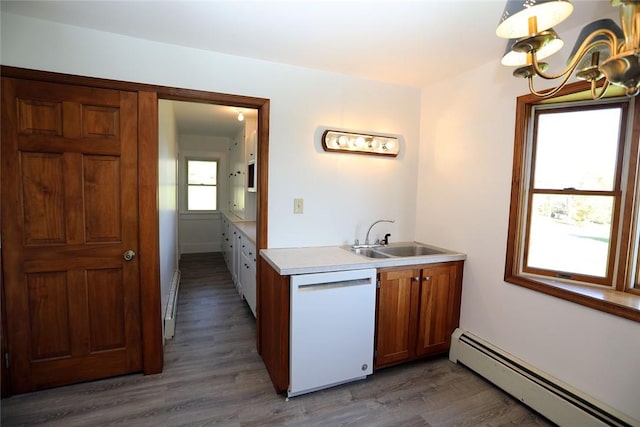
<box><xmin>1</xmin><ymin>252</ymin><xmax>553</xmax><ymax>426</ymax></box>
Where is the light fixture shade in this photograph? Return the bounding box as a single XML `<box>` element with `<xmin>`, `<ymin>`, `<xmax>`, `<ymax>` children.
<box><xmin>502</xmin><ymin>30</ymin><xmax>564</xmax><ymax>66</ymax></box>
<box><xmin>496</xmin><ymin>0</ymin><xmax>573</xmax><ymax>39</ymax></box>
<box><xmin>567</xmin><ymin>19</ymin><xmax>624</xmax><ymax>68</ymax></box>
<box><xmin>322</xmin><ymin>129</ymin><xmax>400</xmax><ymax>157</ymax></box>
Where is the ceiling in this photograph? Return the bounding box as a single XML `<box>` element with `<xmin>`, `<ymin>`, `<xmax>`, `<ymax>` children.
<box><xmin>170</xmin><ymin>101</ymin><xmax>257</xmax><ymax>137</ymax></box>
<box><xmin>1</xmin><ymin>1</ymin><xmax>619</xmax><ymax>135</ymax></box>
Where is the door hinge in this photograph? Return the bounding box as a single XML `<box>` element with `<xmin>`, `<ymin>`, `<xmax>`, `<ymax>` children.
<box><xmin>4</xmin><ymin>352</ymin><xmax>9</xmax><ymax>369</ymax></box>
<box><xmin>376</xmin><ymin>279</ymin><xmax>381</xmax><ymax>289</ymax></box>
<box><xmin>374</xmin><ymin>349</ymin><xmax>377</xmax><ymax>359</ymax></box>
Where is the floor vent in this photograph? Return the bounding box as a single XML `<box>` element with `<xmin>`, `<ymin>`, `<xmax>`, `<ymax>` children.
<box><xmin>449</xmin><ymin>329</ymin><xmax>637</xmax><ymax>427</ymax></box>
<box><xmin>164</xmin><ymin>269</ymin><xmax>181</xmax><ymax>340</ymax></box>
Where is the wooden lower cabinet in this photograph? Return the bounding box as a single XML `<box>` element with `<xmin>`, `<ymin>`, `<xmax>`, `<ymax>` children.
<box><xmin>374</xmin><ymin>261</ymin><xmax>463</xmax><ymax>369</ymax></box>
<box><xmin>258</xmin><ymin>258</ymin><xmax>290</xmax><ymax>393</ymax></box>
<box><xmin>258</xmin><ymin>259</ymin><xmax>464</xmax><ymax>393</ymax></box>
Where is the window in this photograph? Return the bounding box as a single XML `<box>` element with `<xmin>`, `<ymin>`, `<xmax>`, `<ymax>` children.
<box><xmin>186</xmin><ymin>159</ymin><xmax>218</xmax><ymax>211</ymax></box>
<box><xmin>505</xmin><ymin>82</ymin><xmax>640</xmax><ymax>323</ymax></box>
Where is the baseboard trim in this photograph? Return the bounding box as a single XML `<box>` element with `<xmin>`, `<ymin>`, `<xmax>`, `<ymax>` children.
<box><xmin>163</xmin><ymin>270</ymin><xmax>181</xmax><ymax>340</ymax></box>
<box><xmin>449</xmin><ymin>329</ymin><xmax>638</xmax><ymax>427</ymax></box>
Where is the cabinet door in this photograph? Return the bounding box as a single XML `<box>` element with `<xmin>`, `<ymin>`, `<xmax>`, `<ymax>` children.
<box><xmin>375</xmin><ymin>269</ymin><xmax>419</xmax><ymax>368</ymax></box>
<box><xmin>415</xmin><ymin>264</ymin><xmax>457</xmax><ymax>357</ymax></box>
<box><xmin>239</xmin><ymin>241</ymin><xmax>257</xmax><ymax>318</ymax></box>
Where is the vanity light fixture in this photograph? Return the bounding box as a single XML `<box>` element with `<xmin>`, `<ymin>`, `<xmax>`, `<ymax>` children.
<box><xmin>497</xmin><ymin>0</ymin><xmax>639</xmax><ymax>99</ymax></box>
<box><xmin>321</xmin><ymin>129</ymin><xmax>400</xmax><ymax>157</ymax></box>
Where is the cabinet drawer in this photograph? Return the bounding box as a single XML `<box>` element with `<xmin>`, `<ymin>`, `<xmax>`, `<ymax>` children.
<box><xmin>240</xmin><ymin>238</ymin><xmax>256</xmax><ymax>263</ymax></box>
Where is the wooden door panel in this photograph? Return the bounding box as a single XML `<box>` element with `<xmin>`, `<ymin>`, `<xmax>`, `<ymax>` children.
<box><xmin>26</xmin><ymin>272</ymin><xmax>71</xmax><ymax>360</ymax></box>
<box><xmin>87</xmin><ymin>268</ymin><xmax>125</xmax><ymax>352</ymax></box>
<box><xmin>17</xmin><ymin>99</ymin><xmax>63</xmax><ymax>136</ymax></box>
<box><xmin>84</xmin><ymin>156</ymin><xmax>122</xmax><ymax>242</ymax></box>
<box><xmin>82</xmin><ymin>105</ymin><xmax>119</xmax><ymax>139</ymax></box>
<box><xmin>416</xmin><ymin>265</ymin><xmax>455</xmax><ymax>356</ymax></box>
<box><xmin>21</xmin><ymin>153</ymin><xmax>66</xmax><ymax>244</ymax></box>
<box><xmin>375</xmin><ymin>269</ymin><xmax>418</xmax><ymax>368</ymax></box>
<box><xmin>2</xmin><ymin>77</ymin><xmax>142</xmax><ymax>393</ymax></box>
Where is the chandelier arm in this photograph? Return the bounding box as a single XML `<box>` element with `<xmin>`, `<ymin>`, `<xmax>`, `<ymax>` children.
<box><xmin>530</xmin><ymin>29</ymin><xmax>619</xmax><ymax>80</ymax></box>
<box><xmin>527</xmin><ymin>67</ymin><xmax>578</xmax><ymax>98</ymax></box>
<box><xmin>591</xmin><ymin>79</ymin><xmax>611</xmax><ymax>100</ymax></box>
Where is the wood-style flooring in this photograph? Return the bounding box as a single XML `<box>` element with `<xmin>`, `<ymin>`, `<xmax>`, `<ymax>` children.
<box><xmin>1</xmin><ymin>252</ymin><xmax>553</xmax><ymax>426</ymax></box>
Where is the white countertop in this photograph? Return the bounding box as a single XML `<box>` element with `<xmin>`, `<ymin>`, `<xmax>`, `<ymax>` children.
<box><xmin>234</xmin><ymin>222</ymin><xmax>256</xmax><ymax>245</ymax></box>
<box><xmin>260</xmin><ymin>242</ymin><xmax>466</xmax><ymax>275</ymax></box>
<box><xmin>223</xmin><ymin>212</ymin><xmax>256</xmax><ymax>246</ymax></box>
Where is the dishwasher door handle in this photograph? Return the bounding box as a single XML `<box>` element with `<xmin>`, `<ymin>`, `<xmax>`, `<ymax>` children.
<box><xmin>297</xmin><ymin>278</ymin><xmax>372</xmax><ymax>291</ymax></box>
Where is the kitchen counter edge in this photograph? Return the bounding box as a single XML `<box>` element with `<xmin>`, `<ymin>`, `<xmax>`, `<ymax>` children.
<box><xmin>222</xmin><ymin>211</ymin><xmax>256</xmax><ymax>246</ymax></box>
<box><xmin>260</xmin><ymin>244</ymin><xmax>466</xmax><ymax>276</ymax></box>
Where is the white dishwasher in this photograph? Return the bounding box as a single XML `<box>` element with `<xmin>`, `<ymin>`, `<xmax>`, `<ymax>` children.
<box><xmin>288</xmin><ymin>268</ymin><xmax>377</xmax><ymax>397</ymax></box>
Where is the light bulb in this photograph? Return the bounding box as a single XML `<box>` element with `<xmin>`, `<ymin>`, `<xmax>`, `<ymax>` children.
<box><xmin>237</xmin><ymin>112</ymin><xmax>244</xmax><ymax>121</ymax></box>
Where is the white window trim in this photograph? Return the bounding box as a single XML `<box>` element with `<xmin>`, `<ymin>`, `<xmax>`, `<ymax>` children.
<box><xmin>179</xmin><ymin>153</ymin><xmax>223</xmax><ymax>215</ymax></box>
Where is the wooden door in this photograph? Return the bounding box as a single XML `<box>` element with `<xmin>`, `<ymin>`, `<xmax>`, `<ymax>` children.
<box><xmin>1</xmin><ymin>77</ymin><xmax>142</xmax><ymax>393</ymax></box>
<box><xmin>374</xmin><ymin>268</ymin><xmax>419</xmax><ymax>368</ymax></box>
<box><xmin>415</xmin><ymin>264</ymin><xmax>457</xmax><ymax>357</ymax></box>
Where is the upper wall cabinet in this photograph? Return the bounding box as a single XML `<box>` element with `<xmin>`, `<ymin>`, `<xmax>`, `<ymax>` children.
<box><xmin>229</xmin><ymin>116</ymin><xmax>257</xmax><ymax>220</ymax></box>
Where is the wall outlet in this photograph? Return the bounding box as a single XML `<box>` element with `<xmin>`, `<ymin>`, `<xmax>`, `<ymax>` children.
<box><xmin>294</xmin><ymin>198</ymin><xmax>304</xmax><ymax>214</ymax></box>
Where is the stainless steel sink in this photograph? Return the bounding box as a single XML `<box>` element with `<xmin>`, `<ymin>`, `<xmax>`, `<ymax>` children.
<box><xmin>375</xmin><ymin>245</ymin><xmax>445</xmax><ymax>257</ymax></box>
<box><xmin>350</xmin><ymin>243</ymin><xmax>449</xmax><ymax>259</ymax></box>
<box><xmin>351</xmin><ymin>248</ymin><xmax>392</xmax><ymax>258</ymax></box>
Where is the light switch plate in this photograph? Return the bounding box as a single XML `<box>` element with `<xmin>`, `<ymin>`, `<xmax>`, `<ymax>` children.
<box><xmin>294</xmin><ymin>198</ymin><xmax>304</xmax><ymax>214</ymax></box>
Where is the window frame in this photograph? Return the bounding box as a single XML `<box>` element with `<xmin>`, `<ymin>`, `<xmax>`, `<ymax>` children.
<box><xmin>505</xmin><ymin>81</ymin><xmax>640</xmax><ymax>323</ymax></box>
<box><xmin>185</xmin><ymin>157</ymin><xmax>219</xmax><ymax>212</ymax></box>
<box><xmin>521</xmin><ymin>102</ymin><xmax>628</xmax><ymax>286</ymax></box>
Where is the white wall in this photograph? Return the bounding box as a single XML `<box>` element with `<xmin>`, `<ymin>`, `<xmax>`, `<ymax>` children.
<box><xmin>157</xmin><ymin>100</ymin><xmax>178</xmax><ymax>328</ymax></box>
<box><xmin>0</xmin><ymin>12</ymin><xmax>420</xmax><ymax>248</ymax></box>
<box><xmin>178</xmin><ymin>134</ymin><xmax>231</xmax><ymax>254</ymax></box>
<box><xmin>416</xmin><ymin>60</ymin><xmax>640</xmax><ymax>420</ymax></box>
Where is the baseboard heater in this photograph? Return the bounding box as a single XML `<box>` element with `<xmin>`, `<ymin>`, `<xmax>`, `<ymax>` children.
<box><xmin>449</xmin><ymin>329</ymin><xmax>637</xmax><ymax>427</ymax></box>
<box><xmin>164</xmin><ymin>270</ymin><xmax>181</xmax><ymax>340</ymax></box>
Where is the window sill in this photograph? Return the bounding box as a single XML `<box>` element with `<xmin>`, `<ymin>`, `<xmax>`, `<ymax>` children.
<box><xmin>505</xmin><ymin>274</ymin><xmax>640</xmax><ymax>323</ymax></box>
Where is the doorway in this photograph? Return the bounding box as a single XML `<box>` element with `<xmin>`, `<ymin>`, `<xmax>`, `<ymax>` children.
<box><xmin>166</xmin><ymin>101</ymin><xmax>259</xmax><ymax>255</ymax></box>
<box><xmin>159</xmin><ymin>100</ymin><xmax>261</xmax><ymax>333</ymax></box>
<box><xmin>0</xmin><ymin>66</ymin><xmax>270</xmax><ymax>396</ymax></box>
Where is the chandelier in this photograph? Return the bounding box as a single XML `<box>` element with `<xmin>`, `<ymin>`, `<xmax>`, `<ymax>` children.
<box><xmin>497</xmin><ymin>0</ymin><xmax>640</xmax><ymax>99</ymax></box>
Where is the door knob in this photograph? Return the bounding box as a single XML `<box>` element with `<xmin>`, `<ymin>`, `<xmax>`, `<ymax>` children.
<box><xmin>123</xmin><ymin>250</ymin><xmax>136</xmax><ymax>261</ymax></box>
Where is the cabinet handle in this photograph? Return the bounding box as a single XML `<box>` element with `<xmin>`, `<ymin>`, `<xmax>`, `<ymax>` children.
<box><xmin>424</xmin><ymin>276</ymin><xmax>431</xmax><ymax>281</ymax></box>
<box><xmin>413</xmin><ymin>277</ymin><xmax>420</xmax><ymax>282</ymax></box>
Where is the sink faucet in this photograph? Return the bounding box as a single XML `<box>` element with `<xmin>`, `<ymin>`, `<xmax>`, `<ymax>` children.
<box><xmin>382</xmin><ymin>233</ymin><xmax>391</xmax><ymax>245</ymax></box>
<box><xmin>364</xmin><ymin>219</ymin><xmax>395</xmax><ymax>246</ymax></box>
